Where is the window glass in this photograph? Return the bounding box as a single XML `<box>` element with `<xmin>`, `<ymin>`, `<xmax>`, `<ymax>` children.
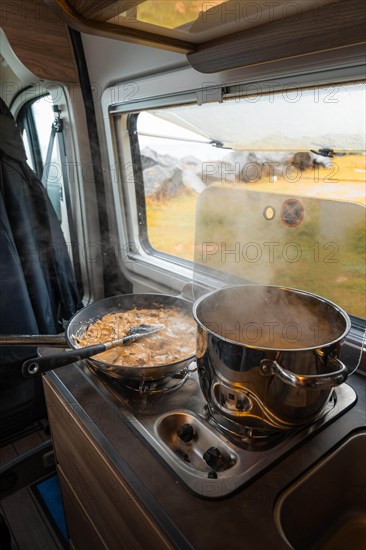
<box><xmin>31</xmin><ymin>96</ymin><xmax>54</xmax><ymax>163</ymax></box>
<box><xmin>21</xmin><ymin>127</ymin><xmax>35</xmax><ymax>172</ymax></box>
<box><xmin>105</xmin><ymin>0</ymin><xmax>332</xmax><ymax>42</ymax></box>
<box><xmin>18</xmin><ymin>96</ymin><xmax>66</xmax><ymax>224</ymax></box>
<box><xmin>31</xmin><ymin>97</ymin><xmax>64</xmax><ymax>221</ymax></box>
<box><xmin>132</xmin><ymin>0</ymin><xmax>228</xmax><ymax>29</ymax></box>
<box><xmin>123</xmin><ymin>82</ymin><xmax>365</xmax><ymax>317</ymax></box>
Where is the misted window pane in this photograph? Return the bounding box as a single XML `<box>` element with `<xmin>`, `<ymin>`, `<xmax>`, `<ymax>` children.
<box><xmin>133</xmin><ymin>83</ymin><xmax>365</xmax><ymax>317</ymax></box>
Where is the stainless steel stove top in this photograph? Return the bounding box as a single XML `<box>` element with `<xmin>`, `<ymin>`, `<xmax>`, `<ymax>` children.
<box><xmin>77</xmin><ymin>362</ymin><xmax>357</xmax><ymax>498</ymax></box>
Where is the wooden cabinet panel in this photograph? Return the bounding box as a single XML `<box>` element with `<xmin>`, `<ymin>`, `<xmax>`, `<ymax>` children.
<box><xmin>187</xmin><ymin>0</ymin><xmax>366</xmax><ymax>73</ymax></box>
<box><xmin>58</xmin><ymin>467</ymin><xmax>107</xmax><ymax>550</ymax></box>
<box><xmin>43</xmin><ymin>377</ymin><xmax>173</xmax><ymax>550</ymax></box>
<box><xmin>0</xmin><ymin>1</ymin><xmax>78</xmax><ymax>82</ymax></box>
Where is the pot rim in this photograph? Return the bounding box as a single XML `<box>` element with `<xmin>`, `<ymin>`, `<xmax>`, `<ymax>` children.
<box><xmin>193</xmin><ymin>284</ymin><xmax>352</xmax><ymax>351</ymax></box>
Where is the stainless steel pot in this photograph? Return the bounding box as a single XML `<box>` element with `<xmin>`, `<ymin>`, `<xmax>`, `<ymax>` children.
<box><xmin>193</xmin><ymin>285</ymin><xmax>351</xmax><ymax>436</ymax></box>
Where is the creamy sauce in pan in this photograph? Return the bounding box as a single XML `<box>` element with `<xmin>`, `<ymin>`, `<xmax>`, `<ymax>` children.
<box><xmin>76</xmin><ymin>307</ymin><xmax>196</xmax><ymax>366</ymax></box>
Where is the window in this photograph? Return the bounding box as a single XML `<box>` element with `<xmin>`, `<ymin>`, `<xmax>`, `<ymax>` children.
<box><xmin>17</xmin><ymin>94</ymin><xmax>82</xmax><ymax>289</ymax></box>
<box><xmin>113</xmin><ymin>82</ymin><xmax>365</xmax><ymax>318</ymax></box>
<box><xmin>18</xmin><ymin>95</ymin><xmax>65</xmax><ymax>221</ymax></box>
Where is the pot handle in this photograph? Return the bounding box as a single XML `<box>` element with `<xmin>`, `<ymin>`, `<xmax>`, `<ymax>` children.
<box><xmin>260</xmin><ymin>353</ymin><xmax>348</xmax><ymax>390</ymax></box>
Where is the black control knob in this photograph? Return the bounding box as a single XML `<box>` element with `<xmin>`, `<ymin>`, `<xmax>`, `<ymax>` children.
<box><xmin>177</xmin><ymin>423</ymin><xmax>195</xmax><ymax>443</ymax></box>
<box><xmin>203</xmin><ymin>447</ymin><xmax>225</xmax><ymax>471</ymax></box>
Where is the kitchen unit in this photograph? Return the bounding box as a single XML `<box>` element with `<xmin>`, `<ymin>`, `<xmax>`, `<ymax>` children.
<box><xmin>42</xmin><ymin>354</ymin><xmax>366</xmax><ymax>549</ymax></box>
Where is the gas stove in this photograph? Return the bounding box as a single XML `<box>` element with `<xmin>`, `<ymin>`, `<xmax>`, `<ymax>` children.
<box><xmin>77</xmin><ymin>361</ymin><xmax>357</xmax><ymax>498</ymax></box>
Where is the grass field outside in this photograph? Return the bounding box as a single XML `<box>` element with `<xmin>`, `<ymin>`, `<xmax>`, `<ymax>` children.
<box><xmin>145</xmin><ymin>156</ymin><xmax>365</xmax><ymax>317</ymax></box>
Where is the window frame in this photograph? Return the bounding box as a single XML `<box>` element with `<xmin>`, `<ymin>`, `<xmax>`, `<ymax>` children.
<box><xmin>106</xmin><ymin>89</ymin><xmax>201</xmax><ymax>294</ymax></box>
<box><xmin>102</xmin><ymin>62</ymin><xmax>366</xmax><ymax>372</ymax></box>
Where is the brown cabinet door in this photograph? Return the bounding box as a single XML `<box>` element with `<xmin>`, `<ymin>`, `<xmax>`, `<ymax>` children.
<box><xmin>58</xmin><ymin>468</ymin><xmax>107</xmax><ymax>550</ymax></box>
<box><xmin>43</xmin><ymin>377</ymin><xmax>173</xmax><ymax>550</ymax></box>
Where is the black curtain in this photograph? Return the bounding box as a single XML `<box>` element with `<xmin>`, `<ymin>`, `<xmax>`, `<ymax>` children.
<box><xmin>0</xmin><ymin>97</ymin><xmax>81</xmax><ymax>432</ymax></box>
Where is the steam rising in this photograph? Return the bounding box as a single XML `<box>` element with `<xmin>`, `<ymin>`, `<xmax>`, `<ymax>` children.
<box><xmin>194</xmin><ymin>286</ymin><xmax>349</xmax><ymax>350</ymax></box>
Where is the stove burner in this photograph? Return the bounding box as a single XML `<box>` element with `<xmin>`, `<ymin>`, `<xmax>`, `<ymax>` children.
<box><xmin>88</xmin><ymin>362</ymin><xmax>195</xmax><ymax>397</ymax></box>
<box><xmin>121</xmin><ymin>371</ymin><xmax>189</xmax><ymax>395</ymax></box>
<box><xmin>206</xmin><ymin>389</ymin><xmax>339</xmax><ymax>448</ymax></box>
<box><xmin>79</xmin><ymin>363</ymin><xmax>357</xmax><ymax>498</ymax></box>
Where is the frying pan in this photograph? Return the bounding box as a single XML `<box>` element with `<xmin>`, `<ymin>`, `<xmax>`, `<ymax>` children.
<box><xmin>21</xmin><ymin>324</ymin><xmax>164</xmax><ymax>376</ymax></box>
<box><xmin>1</xmin><ymin>294</ymin><xmax>196</xmax><ymax>381</ymax></box>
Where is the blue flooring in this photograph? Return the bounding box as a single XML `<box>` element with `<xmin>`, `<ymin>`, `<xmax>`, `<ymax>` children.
<box><xmin>34</xmin><ymin>475</ymin><xmax>68</xmax><ymax>543</ymax></box>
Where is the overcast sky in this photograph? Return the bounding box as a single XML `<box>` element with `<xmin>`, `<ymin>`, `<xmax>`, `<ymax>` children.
<box><xmin>138</xmin><ymin>83</ymin><xmax>366</xmax><ymax>158</ymax></box>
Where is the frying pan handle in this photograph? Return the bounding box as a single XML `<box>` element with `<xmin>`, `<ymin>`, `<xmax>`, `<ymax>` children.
<box><xmin>22</xmin><ymin>343</ymin><xmax>108</xmax><ymax>377</ymax></box>
<box><xmin>260</xmin><ymin>354</ymin><xmax>348</xmax><ymax>389</ymax></box>
<box><xmin>0</xmin><ymin>334</ymin><xmax>67</xmax><ymax>347</ymax></box>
